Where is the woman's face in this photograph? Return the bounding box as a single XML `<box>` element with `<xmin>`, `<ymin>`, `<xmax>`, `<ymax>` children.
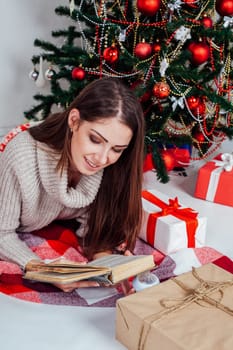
<box><xmin>68</xmin><ymin>109</ymin><xmax>133</xmax><ymax>175</ymax></box>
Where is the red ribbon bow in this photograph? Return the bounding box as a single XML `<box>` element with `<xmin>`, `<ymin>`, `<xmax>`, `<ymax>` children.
<box><xmin>142</xmin><ymin>191</ymin><xmax>198</xmax><ymax>248</ymax></box>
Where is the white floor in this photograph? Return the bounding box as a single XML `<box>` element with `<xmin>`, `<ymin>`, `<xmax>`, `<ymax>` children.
<box><xmin>1</xmin><ymin>140</ymin><xmax>233</xmax><ymax>350</ymax></box>
<box><xmin>0</xmin><ymin>293</ymin><xmax>125</xmax><ymax>350</ymax></box>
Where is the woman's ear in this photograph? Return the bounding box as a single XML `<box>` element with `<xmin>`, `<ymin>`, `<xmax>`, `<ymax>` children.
<box><xmin>68</xmin><ymin>108</ymin><xmax>80</xmax><ymax>130</ymax></box>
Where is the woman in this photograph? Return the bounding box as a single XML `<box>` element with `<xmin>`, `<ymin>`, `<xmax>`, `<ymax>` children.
<box><xmin>0</xmin><ymin>77</ymin><xmax>145</xmax><ymax>292</ymax></box>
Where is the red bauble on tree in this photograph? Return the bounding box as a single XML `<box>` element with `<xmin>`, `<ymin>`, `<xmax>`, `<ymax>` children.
<box><xmin>182</xmin><ymin>0</ymin><xmax>198</xmax><ymax>7</ymax></box>
<box><xmin>152</xmin><ymin>82</ymin><xmax>170</xmax><ymax>99</ymax></box>
<box><xmin>137</xmin><ymin>0</ymin><xmax>161</xmax><ymax>16</ymax></box>
<box><xmin>192</xmin><ymin>101</ymin><xmax>206</xmax><ymax>116</ymax></box>
<box><xmin>71</xmin><ymin>67</ymin><xmax>86</xmax><ymax>80</ymax></box>
<box><xmin>152</xmin><ymin>40</ymin><xmax>161</xmax><ymax>53</ymax></box>
<box><xmin>188</xmin><ymin>41</ymin><xmax>210</xmax><ymax>65</ymax></box>
<box><xmin>201</xmin><ymin>15</ymin><xmax>213</xmax><ymax>28</ymax></box>
<box><xmin>192</xmin><ymin>129</ymin><xmax>206</xmax><ymax>148</ymax></box>
<box><xmin>160</xmin><ymin>149</ymin><xmax>176</xmax><ymax>171</ymax></box>
<box><xmin>186</xmin><ymin>96</ymin><xmax>201</xmax><ymax>110</ymax></box>
<box><xmin>216</xmin><ymin>0</ymin><xmax>233</xmax><ymax>16</ymax></box>
<box><xmin>135</xmin><ymin>41</ymin><xmax>152</xmax><ymax>59</ymax></box>
<box><xmin>103</xmin><ymin>45</ymin><xmax>119</xmax><ymax>64</ymax></box>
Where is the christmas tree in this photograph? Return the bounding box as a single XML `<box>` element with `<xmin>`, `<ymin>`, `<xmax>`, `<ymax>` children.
<box><xmin>25</xmin><ymin>0</ymin><xmax>233</xmax><ymax>183</ymax></box>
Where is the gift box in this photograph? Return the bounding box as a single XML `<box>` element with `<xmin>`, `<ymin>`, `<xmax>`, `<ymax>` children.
<box><xmin>194</xmin><ymin>153</ymin><xmax>233</xmax><ymax>207</ymax></box>
<box><xmin>116</xmin><ymin>263</ymin><xmax>233</xmax><ymax>350</ymax></box>
<box><xmin>139</xmin><ymin>189</ymin><xmax>207</xmax><ymax>255</ymax></box>
<box><xmin>169</xmin><ymin>147</ymin><xmax>191</xmax><ymax>168</ymax></box>
<box><xmin>166</xmin><ymin>144</ymin><xmax>191</xmax><ymax>168</ymax></box>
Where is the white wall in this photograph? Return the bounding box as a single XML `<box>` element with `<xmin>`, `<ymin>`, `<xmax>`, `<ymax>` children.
<box><xmin>0</xmin><ymin>0</ymin><xmax>70</xmax><ymax>136</ymax></box>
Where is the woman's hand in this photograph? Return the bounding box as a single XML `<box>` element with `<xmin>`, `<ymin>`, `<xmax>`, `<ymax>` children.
<box><xmin>93</xmin><ymin>247</ymin><xmax>136</xmax><ymax>296</ymax></box>
<box><xmin>53</xmin><ymin>280</ymin><xmax>100</xmax><ymax>293</ymax></box>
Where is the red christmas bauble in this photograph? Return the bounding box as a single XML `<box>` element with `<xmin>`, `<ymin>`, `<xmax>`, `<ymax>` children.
<box><xmin>201</xmin><ymin>16</ymin><xmax>213</xmax><ymax>28</ymax></box>
<box><xmin>216</xmin><ymin>0</ymin><xmax>233</xmax><ymax>16</ymax></box>
<box><xmin>137</xmin><ymin>0</ymin><xmax>161</xmax><ymax>16</ymax></box>
<box><xmin>152</xmin><ymin>82</ymin><xmax>170</xmax><ymax>99</ymax></box>
<box><xmin>71</xmin><ymin>67</ymin><xmax>86</xmax><ymax>80</ymax></box>
<box><xmin>160</xmin><ymin>149</ymin><xmax>176</xmax><ymax>171</ymax></box>
<box><xmin>192</xmin><ymin>130</ymin><xmax>206</xmax><ymax>144</ymax></box>
<box><xmin>103</xmin><ymin>46</ymin><xmax>119</xmax><ymax>64</ymax></box>
<box><xmin>152</xmin><ymin>41</ymin><xmax>161</xmax><ymax>53</ymax></box>
<box><xmin>182</xmin><ymin>0</ymin><xmax>198</xmax><ymax>7</ymax></box>
<box><xmin>188</xmin><ymin>41</ymin><xmax>210</xmax><ymax>65</ymax></box>
<box><xmin>192</xmin><ymin>102</ymin><xmax>206</xmax><ymax>116</ymax></box>
<box><xmin>135</xmin><ymin>42</ymin><xmax>152</xmax><ymax>59</ymax></box>
<box><xmin>186</xmin><ymin>96</ymin><xmax>201</xmax><ymax>110</ymax></box>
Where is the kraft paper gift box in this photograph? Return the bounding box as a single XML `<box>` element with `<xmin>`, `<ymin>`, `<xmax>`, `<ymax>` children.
<box><xmin>194</xmin><ymin>153</ymin><xmax>233</xmax><ymax>207</ymax></box>
<box><xmin>116</xmin><ymin>263</ymin><xmax>233</xmax><ymax>350</ymax></box>
<box><xmin>139</xmin><ymin>189</ymin><xmax>207</xmax><ymax>255</ymax></box>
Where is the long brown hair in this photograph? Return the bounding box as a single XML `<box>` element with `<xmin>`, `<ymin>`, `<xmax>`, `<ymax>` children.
<box><xmin>29</xmin><ymin>77</ymin><xmax>145</xmax><ymax>258</ymax></box>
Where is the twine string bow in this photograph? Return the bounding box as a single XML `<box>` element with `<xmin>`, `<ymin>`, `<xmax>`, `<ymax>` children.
<box><xmin>138</xmin><ymin>267</ymin><xmax>233</xmax><ymax>350</ymax></box>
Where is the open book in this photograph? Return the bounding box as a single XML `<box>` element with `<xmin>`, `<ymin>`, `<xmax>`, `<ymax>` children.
<box><xmin>24</xmin><ymin>254</ymin><xmax>156</xmax><ymax>285</ymax></box>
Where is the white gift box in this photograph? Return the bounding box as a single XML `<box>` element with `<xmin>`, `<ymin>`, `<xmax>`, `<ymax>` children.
<box><xmin>139</xmin><ymin>189</ymin><xmax>207</xmax><ymax>255</ymax></box>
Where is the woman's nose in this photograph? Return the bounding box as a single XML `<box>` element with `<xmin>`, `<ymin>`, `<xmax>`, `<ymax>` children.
<box><xmin>97</xmin><ymin>148</ymin><xmax>109</xmax><ymax>165</ymax></box>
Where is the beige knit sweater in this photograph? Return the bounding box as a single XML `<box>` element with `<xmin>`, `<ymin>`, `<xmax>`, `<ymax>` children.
<box><xmin>0</xmin><ymin>131</ymin><xmax>103</xmax><ymax>268</ymax></box>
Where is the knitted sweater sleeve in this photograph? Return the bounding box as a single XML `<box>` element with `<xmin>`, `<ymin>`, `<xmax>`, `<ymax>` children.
<box><xmin>0</xmin><ymin>147</ymin><xmax>39</xmax><ymax>268</ymax></box>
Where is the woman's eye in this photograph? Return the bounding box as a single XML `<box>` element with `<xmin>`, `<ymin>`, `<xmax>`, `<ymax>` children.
<box><xmin>113</xmin><ymin>148</ymin><xmax>124</xmax><ymax>154</ymax></box>
<box><xmin>90</xmin><ymin>135</ymin><xmax>100</xmax><ymax>144</ymax></box>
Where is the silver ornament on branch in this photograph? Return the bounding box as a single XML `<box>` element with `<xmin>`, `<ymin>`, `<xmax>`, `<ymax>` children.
<box><xmin>29</xmin><ymin>68</ymin><xmax>39</xmax><ymax>81</ymax></box>
<box><xmin>159</xmin><ymin>58</ymin><xmax>169</xmax><ymax>77</ymax></box>
<box><xmin>223</xmin><ymin>16</ymin><xmax>233</xmax><ymax>28</ymax></box>
<box><xmin>45</xmin><ymin>67</ymin><xmax>56</xmax><ymax>80</ymax></box>
<box><xmin>119</xmin><ymin>29</ymin><xmax>127</xmax><ymax>42</ymax></box>
<box><xmin>174</xmin><ymin>26</ymin><xmax>191</xmax><ymax>42</ymax></box>
<box><xmin>168</xmin><ymin>0</ymin><xmax>182</xmax><ymax>12</ymax></box>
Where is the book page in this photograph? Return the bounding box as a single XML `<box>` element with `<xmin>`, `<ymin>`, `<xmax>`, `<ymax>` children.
<box><xmin>24</xmin><ymin>268</ymin><xmax>111</xmax><ymax>284</ymax></box>
<box><xmin>88</xmin><ymin>254</ymin><xmax>151</xmax><ymax>268</ymax></box>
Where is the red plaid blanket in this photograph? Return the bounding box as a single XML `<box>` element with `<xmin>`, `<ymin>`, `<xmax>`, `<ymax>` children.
<box><xmin>0</xmin><ymin>223</ymin><xmax>232</xmax><ymax>307</ymax></box>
